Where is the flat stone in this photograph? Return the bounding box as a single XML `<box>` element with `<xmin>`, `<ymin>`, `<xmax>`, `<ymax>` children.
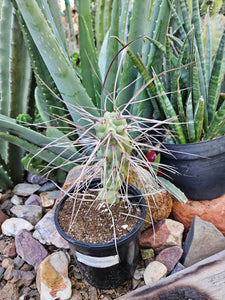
<box><xmin>88</xmin><ymin>286</ymin><xmax>98</xmax><ymax>300</ymax></box>
<box><xmin>1</xmin><ymin>218</ymin><xmax>34</xmax><ymax>236</ymax></box>
<box><xmin>38</xmin><ymin>182</ymin><xmax>57</xmax><ymax>193</ymax></box>
<box><xmin>12</xmin><ymin>269</ymin><xmax>36</xmax><ymax>287</ymax></box>
<box><xmin>12</xmin><ymin>183</ymin><xmax>40</xmax><ymax>197</ymax></box>
<box><xmin>4</xmin><ymin>264</ymin><xmax>15</xmax><ymax>280</ymax></box>
<box><xmin>155</xmin><ymin>246</ymin><xmax>183</xmax><ymax>274</ymax></box>
<box><xmin>0</xmin><ymin>239</ymin><xmax>8</xmax><ymax>254</ymax></box>
<box><xmin>182</xmin><ymin>216</ymin><xmax>225</xmax><ymax>267</ymax></box>
<box><xmin>27</xmin><ymin>173</ymin><xmax>48</xmax><ymax>185</ymax></box>
<box><xmin>36</xmin><ymin>251</ymin><xmax>71</xmax><ymax>300</ymax></box>
<box><xmin>20</xmin><ymin>263</ymin><xmax>33</xmax><ymax>272</ymax></box>
<box><xmin>4</xmin><ymin>241</ymin><xmax>17</xmax><ymax>258</ymax></box>
<box><xmin>140</xmin><ymin>219</ymin><xmax>184</xmax><ymax>252</ymax></box>
<box><xmin>2</xmin><ymin>257</ymin><xmax>14</xmax><ymax>269</ymax></box>
<box><xmin>10</xmin><ymin>195</ymin><xmax>23</xmax><ymax>205</ymax></box>
<box><xmin>70</xmin><ymin>290</ymin><xmax>82</xmax><ymax>300</ymax></box>
<box><xmin>10</xmin><ymin>205</ymin><xmax>42</xmax><ymax>225</ymax></box>
<box><xmin>0</xmin><ymin>282</ymin><xmax>19</xmax><ymax>300</ymax></box>
<box><xmin>15</xmin><ymin>229</ymin><xmax>48</xmax><ymax>271</ymax></box>
<box><xmin>0</xmin><ymin>267</ymin><xmax>5</xmax><ymax>280</ymax></box>
<box><xmin>24</xmin><ymin>194</ymin><xmax>42</xmax><ymax>206</ymax></box>
<box><xmin>143</xmin><ymin>261</ymin><xmax>167</xmax><ymax>285</ymax></box>
<box><xmin>33</xmin><ymin>210</ymin><xmax>69</xmax><ymax>249</ymax></box>
<box><xmin>173</xmin><ymin>193</ymin><xmax>225</xmax><ymax>235</ymax></box>
<box><xmin>0</xmin><ymin>190</ymin><xmax>11</xmax><ymax>202</ymax></box>
<box><xmin>1</xmin><ymin>199</ymin><xmax>13</xmax><ymax>211</ymax></box>
<box><xmin>40</xmin><ymin>190</ymin><xmax>60</xmax><ymax>207</ymax></box>
<box><xmin>14</xmin><ymin>256</ymin><xmax>25</xmax><ymax>269</ymax></box>
<box><xmin>170</xmin><ymin>262</ymin><xmax>185</xmax><ymax>275</ymax></box>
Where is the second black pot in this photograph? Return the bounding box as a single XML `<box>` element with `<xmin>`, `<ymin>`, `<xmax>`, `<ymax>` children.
<box><xmin>54</xmin><ymin>179</ymin><xmax>146</xmax><ymax>289</ymax></box>
<box><xmin>160</xmin><ymin>135</ymin><xmax>225</xmax><ymax>200</ymax></box>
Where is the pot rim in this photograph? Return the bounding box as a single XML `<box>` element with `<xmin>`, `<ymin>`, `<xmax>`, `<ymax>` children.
<box><xmin>161</xmin><ymin>134</ymin><xmax>225</xmax><ymax>159</ymax></box>
<box><xmin>54</xmin><ymin>178</ymin><xmax>146</xmax><ymax>249</ymax></box>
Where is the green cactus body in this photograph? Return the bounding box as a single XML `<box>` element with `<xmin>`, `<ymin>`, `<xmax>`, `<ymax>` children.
<box><xmin>95</xmin><ymin>111</ymin><xmax>132</xmax><ymax>203</ymax></box>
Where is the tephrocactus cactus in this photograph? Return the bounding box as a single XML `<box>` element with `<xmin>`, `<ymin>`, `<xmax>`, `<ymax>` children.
<box><xmin>94</xmin><ymin>110</ymin><xmax>132</xmax><ymax>203</ymax></box>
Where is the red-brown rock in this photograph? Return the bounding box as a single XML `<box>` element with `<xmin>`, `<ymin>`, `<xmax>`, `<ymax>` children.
<box><xmin>172</xmin><ymin>193</ymin><xmax>225</xmax><ymax>236</ymax></box>
<box><xmin>155</xmin><ymin>246</ymin><xmax>183</xmax><ymax>274</ymax></box>
<box><xmin>4</xmin><ymin>242</ymin><xmax>17</xmax><ymax>258</ymax></box>
<box><xmin>15</xmin><ymin>229</ymin><xmax>48</xmax><ymax>270</ymax></box>
<box><xmin>139</xmin><ymin>219</ymin><xmax>184</xmax><ymax>252</ymax></box>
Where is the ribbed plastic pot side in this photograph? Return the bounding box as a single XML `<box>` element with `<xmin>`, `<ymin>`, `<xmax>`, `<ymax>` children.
<box><xmin>160</xmin><ymin>135</ymin><xmax>225</xmax><ymax>200</ymax></box>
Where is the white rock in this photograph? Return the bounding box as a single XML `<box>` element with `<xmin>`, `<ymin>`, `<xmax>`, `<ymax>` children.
<box><xmin>13</xmin><ymin>183</ymin><xmax>40</xmax><ymax>196</ymax></box>
<box><xmin>144</xmin><ymin>261</ymin><xmax>167</xmax><ymax>285</ymax></box>
<box><xmin>11</xmin><ymin>195</ymin><xmax>23</xmax><ymax>205</ymax></box>
<box><xmin>36</xmin><ymin>251</ymin><xmax>71</xmax><ymax>300</ymax></box>
<box><xmin>1</xmin><ymin>218</ymin><xmax>34</xmax><ymax>236</ymax></box>
<box><xmin>133</xmin><ymin>268</ymin><xmax>145</xmax><ymax>280</ymax></box>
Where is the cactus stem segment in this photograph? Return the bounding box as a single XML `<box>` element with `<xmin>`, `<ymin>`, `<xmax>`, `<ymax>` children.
<box><xmin>94</xmin><ymin>111</ymin><xmax>132</xmax><ymax>204</ymax></box>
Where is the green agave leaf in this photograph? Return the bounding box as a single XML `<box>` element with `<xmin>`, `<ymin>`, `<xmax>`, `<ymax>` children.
<box><xmin>78</xmin><ymin>0</ymin><xmax>102</xmax><ymax>108</ymax></box>
<box><xmin>95</xmin><ymin>0</ymin><xmax>105</xmax><ymax>53</ymax></box>
<box><xmin>0</xmin><ymin>132</ymin><xmax>76</xmax><ymax>173</ymax></box>
<box><xmin>13</xmin><ymin>2</ymin><xmax>78</xmax><ymax>130</ymax></box>
<box><xmin>98</xmin><ymin>30</ymin><xmax>109</xmax><ymax>82</ymax></box>
<box><xmin>14</xmin><ymin>0</ymin><xmax>99</xmax><ymax>127</ymax></box>
<box><xmin>102</xmin><ymin>0</ymin><xmax>120</xmax><ymax>112</ymax></box>
<box><xmin>0</xmin><ymin>114</ymin><xmax>80</xmax><ymax>160</ymax></box>
<box><xmin>40</xmin><ymin>0</ymin><xmax>68</xmax><ymax>56</ymax></box>
<box><xmin>103</xmin><ymin>0</ymin><xmax>113</xmax><ymax>37</ymax></box>
<box><xmin>118</xmin><ymin>0</ymin><xmax>150</xmax><ymax>108</ymax></box>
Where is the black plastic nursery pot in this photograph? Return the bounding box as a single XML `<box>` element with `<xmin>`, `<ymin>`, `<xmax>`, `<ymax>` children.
<box><xmin>54</xmin><ymin>178</ymin><xmax>146</xmax><ymax>290</ymax></box>
<box><xmin>160</xmin><ymin>135</ymin><xmax>225</xmax><ymax>201</ymax></box>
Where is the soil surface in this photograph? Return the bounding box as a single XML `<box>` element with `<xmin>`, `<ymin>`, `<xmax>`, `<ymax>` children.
<box><xmin>58</xmin><ymin>192</ymin><xmax>142</xmax><ymax>244</ymax></box>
